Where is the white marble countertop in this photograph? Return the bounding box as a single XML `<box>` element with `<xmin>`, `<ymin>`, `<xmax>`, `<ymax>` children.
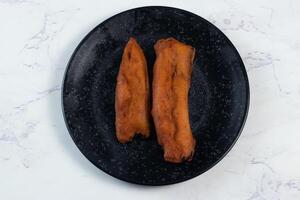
<box><xmin>1</xmin><ymin>0</ymin><xmax>300</xmax><ymax>199</ymax></box>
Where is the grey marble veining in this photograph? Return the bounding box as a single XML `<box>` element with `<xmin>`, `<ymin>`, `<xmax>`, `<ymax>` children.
<box><xmin>0</xmin><ymin>0</ymin><xmax>300</xmax><ymax>199</ymax></box>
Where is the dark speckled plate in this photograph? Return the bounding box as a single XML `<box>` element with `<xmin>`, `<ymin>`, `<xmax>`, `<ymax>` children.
<box><xmin>62</xmin><ymin>6</ymin><xmax>249</xmax><ymax>185</ymax></box>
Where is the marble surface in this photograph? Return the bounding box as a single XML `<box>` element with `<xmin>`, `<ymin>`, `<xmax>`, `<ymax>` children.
<box><xmin>0</xmin><ymin>0</ymin><xmax>299</xmax><ymax>199</ymax></box>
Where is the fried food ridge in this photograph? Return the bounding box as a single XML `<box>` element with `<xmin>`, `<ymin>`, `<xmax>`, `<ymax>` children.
<box><xmin>152</xmin><ymin>38</ymin><xmax>196</xmax><ymax>163</ymax></box>
<box><xmin>115</xmin><ymin>38</ymin><xmax>150</xmax><ymax>143</ymax></box>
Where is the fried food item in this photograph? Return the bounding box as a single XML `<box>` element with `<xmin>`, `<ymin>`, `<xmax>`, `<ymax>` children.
<box><xmin>115</xmin><ymin>38</ymin><xmax>150</xmax><ymax>143</ymax></box>
<box><xmin>152</xmin><ymin>38</ymin><xmax>196</xmax><ymax>163</ymax></box>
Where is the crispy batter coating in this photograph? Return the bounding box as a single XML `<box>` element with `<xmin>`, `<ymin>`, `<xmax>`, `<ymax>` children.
<box><xmin>152</xmin><ymin>38</ymin><xmax>196</xmax><ymax>163</ymax></box>
<box><xmin>115</xmin><ymin>38</ymin><xmax>150</xmax><ymax>143</ymax></box>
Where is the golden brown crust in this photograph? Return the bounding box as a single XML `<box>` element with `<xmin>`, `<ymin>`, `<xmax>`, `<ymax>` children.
<box><xmin>115</xmin><ymin>38</ymin><xmax>150</xmax><ymax>143</ymax></box>
<box><xmin>152</xmin><ymin>38</ymin><xmax>196</xmax><ymax>163</ymax></box>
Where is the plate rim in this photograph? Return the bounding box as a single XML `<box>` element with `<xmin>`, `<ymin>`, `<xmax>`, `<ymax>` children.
<box><xmin>61</xmin><ymin>5</ymin><xmax>250</xmax><ymax>186</ymax></box>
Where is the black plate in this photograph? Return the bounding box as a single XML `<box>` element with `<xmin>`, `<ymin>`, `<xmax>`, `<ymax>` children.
<box><xmin>62</xmin><ymin>6</ymin><xmax>249</xmax><ymax>185</ymax></box>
